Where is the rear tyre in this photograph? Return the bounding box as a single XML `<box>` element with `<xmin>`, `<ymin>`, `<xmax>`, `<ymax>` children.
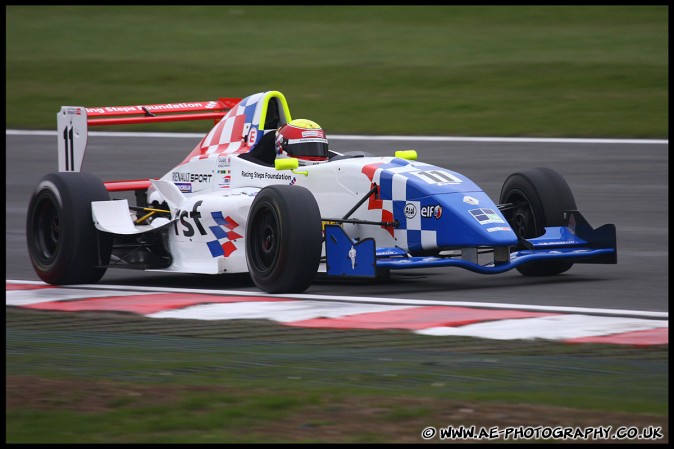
<box><xmin>26</xmin><ymin>172</ymin><xmax>113</xmax><ymax>284</ymax></box>
<box><xmin>246</xmin><ymin>185</ymin><xmax>322</xmax><ymax>293</ymax></box>
<box><xmin>499</xmin><ymin>167</ymin><xmax>576</xmax><ymax>276</ymax></box>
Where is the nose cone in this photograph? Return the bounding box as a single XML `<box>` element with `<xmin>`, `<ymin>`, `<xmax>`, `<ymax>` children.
<box><xmin>370</xmin><ymin>158</ymin><xmax>517</xmax><ymax>252</ymax></box>
<box><xmin>393</xmin><ymin>192</ymin><xmax>518</xmax><ymax>253</ymax></box>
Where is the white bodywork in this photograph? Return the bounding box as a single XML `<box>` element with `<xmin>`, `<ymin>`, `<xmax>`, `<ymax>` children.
<box><xmin>70</xmin><ymin>90</ymin><xmax>513</xmax><ymax>276</ymax></box>
<box><xmin>138</xmin><ymin>155</ymin><xmax>395</xmax><ymax>274</ymax></box>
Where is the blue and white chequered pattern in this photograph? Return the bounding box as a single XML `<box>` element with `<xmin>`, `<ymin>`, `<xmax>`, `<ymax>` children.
<box><xmin>367</xmin><ymin>160</ymin><xmax>440</xmax><ymax>252</ymax></box>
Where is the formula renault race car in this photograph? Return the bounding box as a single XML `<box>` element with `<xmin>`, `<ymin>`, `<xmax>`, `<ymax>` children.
<box><xmin>26</xmin><ymin>91</ymin><xmax>617</xmax><ymax>293</ymax></box>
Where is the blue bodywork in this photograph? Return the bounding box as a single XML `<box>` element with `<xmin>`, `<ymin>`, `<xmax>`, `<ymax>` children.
<box><xmin>362</xmin><ymin>157</ymin><xmax>519</xmax><ymax>252</ymax></box>
<box><xmin>325</xmin><ymin>210</ymin><xmax>617</xmax><ymax>278</ymax></box>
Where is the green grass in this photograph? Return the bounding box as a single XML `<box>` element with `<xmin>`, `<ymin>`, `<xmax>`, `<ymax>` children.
<box><xmin>7</xmin><ymin>329</ymin><xmax>665</xmax><ymax>413</ymax></box>
<box><xmin>5</xmin><ymin>309</ymin><xmax>669</xmax><ymax>443</ymax></box>
<box><xmin>5</xmin><ymin>5</ymin><xmax>668</xmax><ymax>137</ymax></box>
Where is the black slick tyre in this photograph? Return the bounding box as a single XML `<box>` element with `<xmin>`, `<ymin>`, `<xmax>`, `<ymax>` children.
<box><xmin>499</xmin><ymin>167</ymin><xmax>576</xmax><ymax>276</ymax></box>
<box><xmin>26</xmin><ymin>172</ymin><xmax>113</xmax><ymax>284</ymax></box>
<box><xmin>246</xmin><ymin>185</ymin><xmax>322</xmax><ymax>293</ymax></box>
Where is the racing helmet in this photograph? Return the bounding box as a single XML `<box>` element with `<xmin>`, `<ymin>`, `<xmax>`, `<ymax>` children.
<box><xmin>275</xmin><ymin>119</ymin><xmax>329</xmax><ymax>164</ymax></box>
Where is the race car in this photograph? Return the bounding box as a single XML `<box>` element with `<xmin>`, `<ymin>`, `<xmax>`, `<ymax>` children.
<box><xmin>26</xmin><ymin>90</ymin><xmax>617</xmax><ymax>293</ymax></box>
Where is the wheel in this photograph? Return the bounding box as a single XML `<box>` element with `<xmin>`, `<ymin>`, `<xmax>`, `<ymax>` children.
<box><xmin>245</xmin><ymin>185</ymin><xmax>323</xmax><ymax>293</ymax></box>
<box><xmin>26</xmin><ymin>172</ymin><xmax>113</xmax><ymax>284</ymax></box>
<box><xmin>499</xmin><ymin>167</ymin><xmax>576</xmax><ymax>276</ymax></box>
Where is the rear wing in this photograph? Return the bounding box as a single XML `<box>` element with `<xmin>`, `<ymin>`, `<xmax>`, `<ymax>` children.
<box><xmin>56</xmin><ymin>98</ymin><xmax>241</xmax><ymax>172</ymax></box>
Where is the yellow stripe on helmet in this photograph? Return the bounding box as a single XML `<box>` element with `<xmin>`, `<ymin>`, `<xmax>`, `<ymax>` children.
<box><xmin>288</xmin><ymin>118</ymin><xmax>321</xmax><ymax>129</ymax></box>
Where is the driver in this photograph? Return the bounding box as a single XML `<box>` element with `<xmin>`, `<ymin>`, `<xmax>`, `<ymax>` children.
<box><xmin>275</xmin><ymin>119</ymin><xmax>329</xmax><ymax>165</ymax></box>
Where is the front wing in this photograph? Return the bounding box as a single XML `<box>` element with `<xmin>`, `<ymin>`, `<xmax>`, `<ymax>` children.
<box><xmin>324</xmin><ymin>210</ymin><xmax>617</xmax><ymax>277</ymax></box>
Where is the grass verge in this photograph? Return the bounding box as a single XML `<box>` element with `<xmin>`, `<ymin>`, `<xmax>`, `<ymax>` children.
<box><xmin>6</xmin><ymin>6</ymin><xmax>668</xmax><ymax>137</ymax></box>
<box><xmin>6</xmin><ymin>307</ymin><xmax>668</xmax><ymax>443</ymax></box>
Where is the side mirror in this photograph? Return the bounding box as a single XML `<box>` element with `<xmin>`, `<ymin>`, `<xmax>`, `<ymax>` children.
<box><xmin>395</xmin><ymin>150</ymin><xmax>417</xmax><ymax>161</ymax></box>
<box><xmin>275</xmin><ymin>158</ymin><xmax>299</xmax><ymax>171</ymax></box>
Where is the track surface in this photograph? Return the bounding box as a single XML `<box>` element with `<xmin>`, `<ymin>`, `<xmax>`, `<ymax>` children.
<box><xmin>5</xmin><ymin>132</ymin><xmax>668</xmax><ymax>313</ymax></box>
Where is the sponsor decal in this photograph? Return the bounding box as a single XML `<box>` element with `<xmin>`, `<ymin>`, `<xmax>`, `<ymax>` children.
<box><xmin>376</xmin><ymin>247</ymin><xmax>408</xmax><ymax>257</ymax></box>
<box><xmin>411</xmin><ymin>170</ymin><xmax>462</xmax><ymax>185</ymax></box>
<box><xmin>218</xmin><ymin>175</ymin><xmax>232</xmax><ymax>189</ymax></box>
<box><xmin>301</xmin><ymin>130</ymin><xmax>323</xmax><ymax>138</ymax></box>
<box><xmin>287</xmin><ymin>138</ymin><xmax>329</xmax><ymax>144</ymax></box>
<box><xmin>143</xmin><ymin>102</ymin><xmax>210</xmax><ymax>111</ymax></box>
<box><xmin>173</xmin><ymin>201</ymin><xmax>207</xmax><ymax>238</ymax></box>
<box><xmin>172</xmin><ymin>172</ymin><xmax>213</xmax><ymax>183</ymax></box>
<box><xmin>248</xmin><ymin>128</ymin><xmax>258</xmax><ymax>145</ymax></box>
<box><xmin>421</xmin><ymin>204</ymin><xmax>443</xmax><ymax>219</ymax></box>
<box><xmin>64</xmin><ymin>107</ymin><xmax>83</xmax><ymax>115</ymax></box>
<box><xmin>404</xmin><ymin>203</ymin><xmax>417</xmax><ymax>219</ymax></box>
<box><xmin>206</xmin><ymin>212</ymin><xmax>242</xmax><ymax>258</ymax></box>
<box><xmin>175</xmin><ymin>182</ymin><xmax>192</xmax><ymax>193</ymax></box>
<box><xmin>377</xmin><ymin>249</ymin><xmax>402</xmax><ymax>256</ymax></box>
<box><xmin>487</xmin><ymin>226</ymin><xmax>511</xmax><ymax>232</ymax></box>
<box><xmin>241</xmin><ymin>171</ymin><xmax>293</xmax><ymax>181</ymax></box>
<box><xmin>348</xmin><ymin>246</ymin><xmax>357</xmax><ymax>269</ymax></box>
<box><xmin>567</xmin><ymin>213</ymin><xmax>577</xmax><ymax>235</ymax></box>
<box><xmin>216</xmin><ymin>156</ymin><xmax>231</xmax><ymax>168</ymax></box>
<box><xmin>463</xmin><ymin>195</ymin><xmax>479</xmax><ymax>205</ymax></box>
<box><xmin>86</xmin><ymin>103</ymin><xmax>211</xmax><ymax>115</ymax></box>
<box><xmin>469</xmin><ymin>208</ymin><xmax>505</xmax><ymax>225</ymax></box>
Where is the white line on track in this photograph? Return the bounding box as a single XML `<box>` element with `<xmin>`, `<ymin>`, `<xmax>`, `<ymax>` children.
<box><xmin>7</xmin><ymin>279</ymin><xmax>668</xmax><ymax>320</ymax></box>
<box><xmin>5</xmin><ymin>129</ymin><xmax>669</xmax><ymax>145</ymax></box>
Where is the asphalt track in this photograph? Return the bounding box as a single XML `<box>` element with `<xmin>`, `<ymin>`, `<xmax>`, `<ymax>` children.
<box><xmin>5</xmin><ymin>132</ymin><xmax>669</xmax><ymax>314</ymax></box>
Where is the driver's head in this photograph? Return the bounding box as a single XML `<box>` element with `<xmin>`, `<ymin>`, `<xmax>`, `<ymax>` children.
<box><xmin>275</xmin><ymin>119</ymin><xmax>329</xmax><ymax>165</ymax></box>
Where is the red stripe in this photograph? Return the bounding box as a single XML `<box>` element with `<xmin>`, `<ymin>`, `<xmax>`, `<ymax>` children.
<box><xmin>565</xmin><ymin>327</ymin><xmax>668</xmax><ymax>346</ymax></box>
<box><xmin>6</xmin><ymin>283</ymin><xmax>55</xmax><ymax>291</ymax></box>
<box><xmin>104</xmin><ymin>179</ymin><xmax>153</xmax><ymax>192</ymax></box>
<box><xmin>23</xmin><ymin>293</ymin><xmax>291</xmax><ymax>314</ymax></box>
<box><xmin>88</xmin><ymin>112</ymin><xmax>227</xmax><ymax>126</ymax></box>
<box><xmin>206</xmin><ymin>115</ymin><xmax>225</xmax><ymax>147</ymax></box>
<box><xmin>287</xmin><ymin>306</ymin><xmax>557</xmax><ymax>330</ymax></box>
<box><xmin>86</xmin><ymin>99</ymin><xmax>238</xmax><ymax>117</ymax></box>
<box><xmin>230</xmin><ymin>113</ymin><xmax>246</xmax><ymax>145</ymax></box>
<box><xmin>368</xmin><ymin>183</ymin><xmax>383</xmax><ymax>210</ymax></box>
<box><xmin>381</xmin><ymin>209</ymin><xmax>394</xmax><ymax>237</ymax></box>
<box><xmin>361</xmin><ymin>163</ymin><xmax>382</xmax><ymax>181</ymax></box>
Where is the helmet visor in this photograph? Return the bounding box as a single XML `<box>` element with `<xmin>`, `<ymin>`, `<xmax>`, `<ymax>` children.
<box><xmin>286</xmin><ymin>138</ymin><xmax>329</xmax><ymax>159</ymax></box>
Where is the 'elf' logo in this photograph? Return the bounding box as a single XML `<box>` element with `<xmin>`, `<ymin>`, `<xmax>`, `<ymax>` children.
<box><xmin>421</xmin><ymin>205</ymin><xmax>442</xmax><ymax>219</ymax></box>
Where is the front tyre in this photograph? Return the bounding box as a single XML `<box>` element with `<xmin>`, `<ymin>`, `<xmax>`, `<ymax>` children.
<box><xmin>500</xmin><ymin>167</ymin><xmax>576</xmax><ymax>276</ymax></box>
<box><xmin>246</xmin><ymin>185</ymin><xmax>322</xmax><ymax>293</ymax></box>
<box><xmin>26</xmin><ymin>172</ymin><xmax>113</xmax><ymax>284</ymax></box>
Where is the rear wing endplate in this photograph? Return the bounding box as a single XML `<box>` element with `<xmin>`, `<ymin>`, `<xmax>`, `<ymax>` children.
<box><xmin>56</xmin><ymin>98</ymin><xmax>241</xmax><ymax>172</ymax></box>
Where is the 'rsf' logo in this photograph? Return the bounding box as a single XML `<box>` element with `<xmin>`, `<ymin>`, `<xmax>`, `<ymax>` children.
<box><xmin>421</xmin><ymin>204</ymin><xmax>443</xmax><ymax>219</ymax></box>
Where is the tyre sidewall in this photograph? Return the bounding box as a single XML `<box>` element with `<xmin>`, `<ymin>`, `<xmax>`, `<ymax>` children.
<box><xmin>500</xmin><ymin>167</ymin><xmax>576</xmax><ymax>276</ymax></box>
<box><xmin>26</xmin><ymin>172</ymin><xmax>112</xmax><ymax>284</ymax></box>
<box><xmin>246</xmin><ymin>185</ymin><xmax>322</xmax><ymax>293</ymax></box>
<box><xmin>500</xmin><ymin>167</ymin><xmax>577</xmax><ymax>236</ymax></box>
